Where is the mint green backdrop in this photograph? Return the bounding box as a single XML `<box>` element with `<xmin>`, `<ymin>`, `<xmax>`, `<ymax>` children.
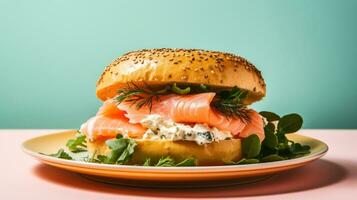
<box><xmin>0</xmin><ymin>0</ymin><xmax>356</xmax><ymax>128</ymax></box>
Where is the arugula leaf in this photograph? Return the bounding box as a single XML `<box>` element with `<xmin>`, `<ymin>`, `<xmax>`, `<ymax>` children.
<box><xmin>143</xmin><ymin>156</ymin><xmax>197</xmax><ymax>167</ymax></box>
<box><xmin>143</xmin><ymin>158</ymin><xmax>151</xmax><ymax>166</ymax></box>
<box><xmin>89</xmin><ymin>135</ymin><xmax>196</xmax><ymax>166</ymax></box>
<box><xmin>107</xmin><ymin>138</ymin><xmax>137</xmax><ymax>164</ymax></box>
<box><xmin>66</xmin><ymin>132</ymin><xmax>87</xmax><ymax>152</ymax></box>
<box><xmin>155</xmin><ymin>156</ymin><xmax>176</xmax><ymax>166</ymax></box>
<box><xmin>94</xmin><ymin>155</ymin><xmax>108</xmax><ymax>163</ymax></box>
<box><xmin>96</xmin><ymin>135</ymin><xmax>137</xmax><ymax>164</ymax></box>
<box><xmin>259</xmin><ymin>111</ymin><xmax>280</xmax><ymax>122</ymax></box>
<box><xmin>45</xmin><ymin>149</ymin><xmax>72</xmax><ymax>160</ymax></box>
<box><xmin>225</xmin><ymin>158</ymin><xmax>260</xmax><ymax>165</ymax></box>
<box><xmin>242</xmin><ymin>134</ymin><xmax>261</xmax><ymax>158</ymax></box>
<box><xmin>278</xmin><ymin>113</ymin><xmax>303</xmax><ymax>133</ymax></box>
<box><xmin>176</xmin><ymin>158</ymin><xmax>197</xmax><ymax>166</ymax></box>
<box><xmin>237</xmin><ymin>158</ymin><xmax>260</xmax><ymax>164</ymax></box>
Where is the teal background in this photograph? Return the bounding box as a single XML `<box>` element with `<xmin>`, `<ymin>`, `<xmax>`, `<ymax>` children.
<box><xmin>0</xmin><ymin>0</ymin><xmax>356</xmax><ymax>129</ymax></box>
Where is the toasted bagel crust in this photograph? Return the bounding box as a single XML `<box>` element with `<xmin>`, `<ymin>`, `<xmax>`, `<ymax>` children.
<box><xmin>96</xmin><ymin>48</ymin><xmax>266</xmax><ymax>104</ymax></box>
<box><xmin>87</xmin><ymin>139</ymin><xmax>242</xmax><ymax>166</ymax></box>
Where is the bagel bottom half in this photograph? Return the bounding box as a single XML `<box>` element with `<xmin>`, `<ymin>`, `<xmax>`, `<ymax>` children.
<box><xmin>87</xmin><ymin>139</ymin><xmax>242</xmax><ymax>166</ymax></box>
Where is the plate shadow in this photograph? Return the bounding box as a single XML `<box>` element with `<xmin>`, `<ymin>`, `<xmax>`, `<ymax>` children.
<box><xmin>33</xmin><ymin>159</ymin><xmax>350</xmax><ymax>198</ymax></box>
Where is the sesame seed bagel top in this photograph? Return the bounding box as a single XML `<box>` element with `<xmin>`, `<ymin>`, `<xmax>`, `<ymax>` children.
<box><xmin>96</xmin><ymin>48</ymin><xmax>266</xmax><ymax>104</ymax></box>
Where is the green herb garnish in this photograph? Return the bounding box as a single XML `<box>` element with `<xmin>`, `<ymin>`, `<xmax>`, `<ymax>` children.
<box><xmin>199</xmin><ymin>84</ymin><xmax>208</xmax><ymax>91</ymax></box>
<box><xmin>115</xmin><ymin>82</ymin><xmax>163</xmax><ymax>111</ymax></box>
<box><xmin>259</xmin><ymin>111</ymin><xmax>280</xmax><ymax>122</ymax></box>
<box><xmin>66</xmin><ymin>131</ymin><xmax>87</xmax><ymax>152</ymax></box>
<box><xmin>43</xmin><ymin>149</ymin><xmax>73</xmax><ymax>160</ymax></box>
<box><xmin>176</xmin><ymin>158</ymin><xmax>197</xmax><ymax>166</ymax></box>
<box><xmin>171</xmin><ymin>83</ymin><xmax>191</xmax><ymax>94</ymax></box>
<box><xmin>96</xmin><ymin>134</ymin><xmax>137</xmax><ymax>164</ymax></box>
<box><xmin>277</xmin><ymin>113</ymin><xmax>303</xmax><ymax>133</ymax></box>
<box><xmin>143</xmin><ymin>158</ymin><xmax>152</xmax><ymax>166</ymax></box>
<box><xmin>230</xmin><ymin>112</ymin><xmax>310</xmax><ymax>164</ymax></box>
<box><xmin>211</xmin><ymin>86</ymin><xmax>250</xmax><ymax>122</ymax></box>
<box><xmin>260</xmin><ymin>154</ymin><xmax>284</xmax><ymax>162</ymax></box>
<box><xmin>143</xmin><ymin>156</ymin><xmax>197</xmax><ymax>167</ymax></box>
<box><xmin>197</xmin><ymin>131</ymin><xmax>213</xmax><ymax>142</ymax></box>
<box><xmin>242</xmin><ymin>134</ymin><xmax>261</xmax><ymax>158</ymax></box>
<box><xmin>225</xmin><ymin>158</ymin><xmax>260</xmax><ymax>165</ymax></box>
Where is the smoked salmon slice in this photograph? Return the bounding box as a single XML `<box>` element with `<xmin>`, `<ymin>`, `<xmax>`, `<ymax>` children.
<box><xmin>238</xmin><ymin>110</ymin><xmax>264</xmax><ymax>141</ymax></box>
<box><xmin>80</xmin><ymin>102</ymin><xmax>146</xmax><ymax>140</ymax></box>
<box><xmin>118</xmin><ymin>93</ymin><xmax>248</xmax><ymax>137</ymax></box>
<box><xmin>96</xmin><ymin>100</ymin><xmax>126</xmax><ymax>117</ymax></box>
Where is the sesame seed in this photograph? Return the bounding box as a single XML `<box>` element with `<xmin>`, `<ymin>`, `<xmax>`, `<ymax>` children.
<box><xmin>181</xmin><ymin>75</ymin><xmax>188</xmax><ymax>81</ymax></box>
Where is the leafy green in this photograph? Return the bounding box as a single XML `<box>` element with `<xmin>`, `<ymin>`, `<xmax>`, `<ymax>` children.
<box><xmin>91</xmin><ymin>135</ymin><xmax>137</xmax><ymax>165</ymax></box>
<box><xmin>261</xmin><ymin>154</ymin><xmax>284</xmax><ymax>162</ymax></box>
<box><xmin>289</xmin><ymin>143</ymin><xmax>311</xmax><ymax>155</ymax></box>
<box><xmin>278</xmin><ymin>113</ymin><xmax>303</xmax><ymax>133</ymax></box>
<box><xmin>143</xmin><ymin>158</ymin><xmax>152</xmax><ymax>166</ymax></box>
<box><xmin>58</xmin><ymin>132</ymin><xmax>197</xmax><ymax>167</ymax></box>
<box><xmin>44</xmin><ymin>149</ymin><xmax>72</xmax><ymax>160</ymax></box>
<box><xmin>94</xmin><ymin>155</ymin><xmax>108</xmax><ymax>163</ymax></box>
<box><xmin>156</xmin><ymin>85</ymin><xmax>171</xmax><ymax>94</ymax></box>
<box><xmin>155</xmin><ymin>156</ymin><xmax>176</xmax><ymax>166</ymax></box>
<box><xmin>66</xmin><ymin>132</ymin><xmax>87</xmax><ymax>152</ymax></box>
<box><xmin>176</xmin><ymin>158</ymin><xmax>197</xmax><ymax>166</ymax></box>
<box><xmin>234</xmin><ymin>111</ymin><xmax>311</xmax><ymax>165</ymax></box>
<box><xmin>199</xmin><ymin>84</ymin><xmax>208</xmax><ymax>91</ymax></box>
<box><xmin>262</xmin><ymin>123</ymin><xmax>278</xmax><ymax>149</ymax></box>
<box><xmin>242</xmin><ymin>134</ymin><xmax>261</xmax><ymax>158</ymax></box>
<box><xmin>143</xmin><ymin>156</ymin><xmax>197</xmax><ymax>167</ymax></box>
<box><xmin>101</xmin><ymin>135</ymin><xmax>137</xmax><ymax>164</ymax></box>
<box><xmin>237</xmin><ymin>158</ymin><xmax>260</xmax><ymax>164</ymax></box>
<box><xmin>259</xmin><ymin>111</ymin><xmax>280</xmax><ymax>122</ymax></box>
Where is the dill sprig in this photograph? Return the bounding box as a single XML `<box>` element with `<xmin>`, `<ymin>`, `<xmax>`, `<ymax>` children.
<box><xmin>211</xmin><ymin>87</ymin><xmax>250</xmax><ymax>122</ymax></box>
<box><xmin>115</xmin><ymin>82</ymin><xmax>168</xmax><ymax>111</ymax></box>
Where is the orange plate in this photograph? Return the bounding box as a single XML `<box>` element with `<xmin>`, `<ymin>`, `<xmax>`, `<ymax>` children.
<box><xmin>22</xmin><ymin>130</ymin><xmax>328</xmax><ymax>187</ymax></box>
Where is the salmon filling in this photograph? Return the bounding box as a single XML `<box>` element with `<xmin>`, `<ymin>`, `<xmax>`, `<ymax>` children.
<box><xmin>80</xmin><ymin>93</ymin><xmax>264</xmax><ymax>143</ymax></box>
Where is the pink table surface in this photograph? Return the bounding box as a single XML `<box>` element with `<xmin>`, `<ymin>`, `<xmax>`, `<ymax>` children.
<box><xmin>1</xmin><ymin>129</ymin><xmax>356</xmax><ymax>200</ymax></box>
